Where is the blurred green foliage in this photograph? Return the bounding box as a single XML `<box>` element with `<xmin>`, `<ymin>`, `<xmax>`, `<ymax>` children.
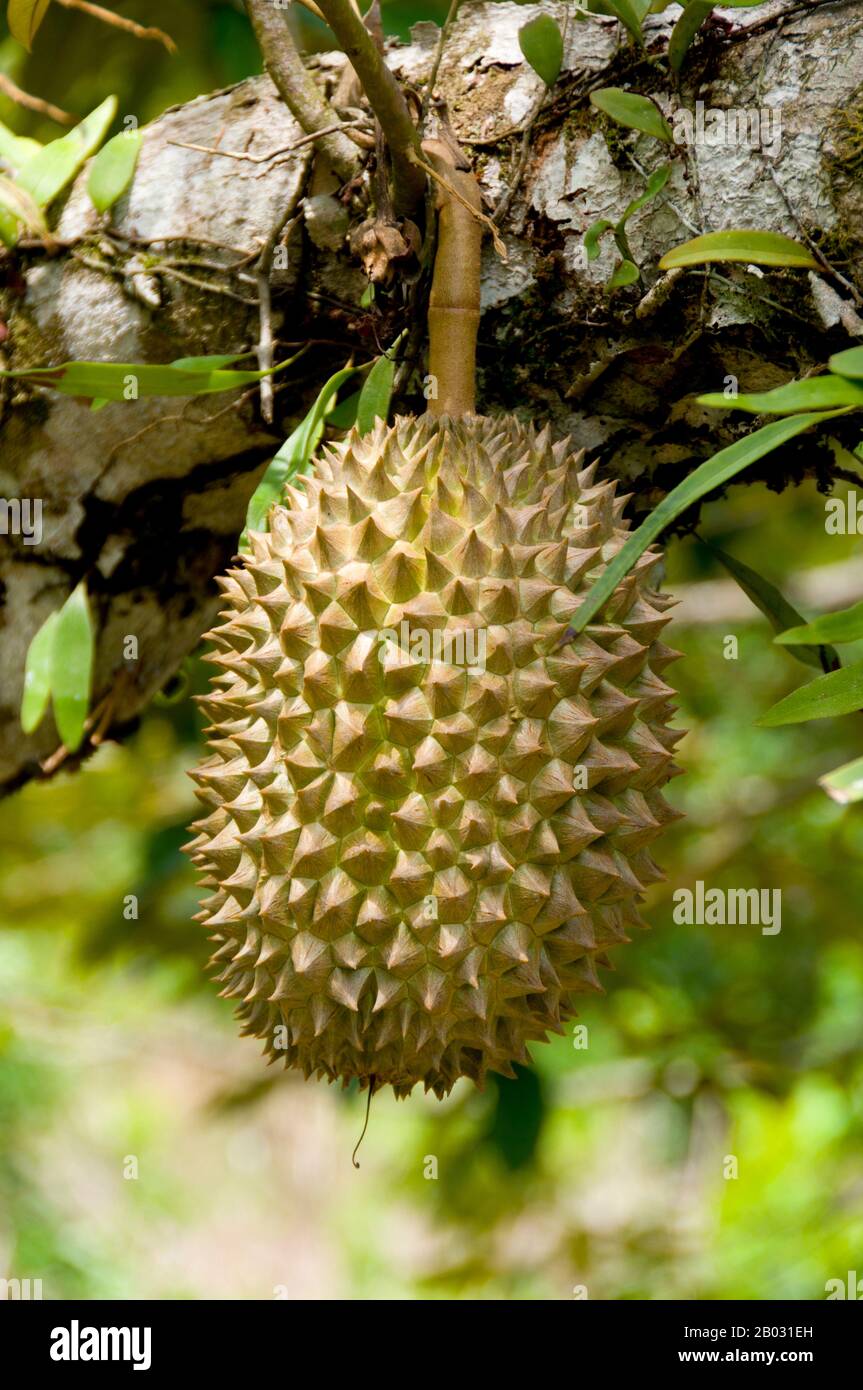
<box><xmin>1</xmin><ymin>0</ymin><xmax>862</xmax><ymax>1303</ymax></box>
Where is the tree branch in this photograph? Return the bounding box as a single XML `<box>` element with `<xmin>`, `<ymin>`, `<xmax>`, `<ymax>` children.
<box><xmin>244</xmin><ymin>0</ymin><xmax>359</xmax><ymax>183</ymax></box>
<box><xmin>314</xmin><ymin>0</ymin><xmax>426</xmax><ymax>216</ymax></box>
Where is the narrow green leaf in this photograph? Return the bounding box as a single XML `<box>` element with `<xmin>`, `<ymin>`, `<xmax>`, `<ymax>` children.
<box><xmin>584</xmin><ymin>219</ymin><xmax>613</xmax><ymax>262</ymax></box>
<box><xmin>518</xmin><ymin>15</ymin><xmax>564</xmax><ymax>88</ymax></box>
<box><xmin>619</xmin><ymin>164</ymin><xmax>671</xmax><ymax>227</ymax></box>
<box><xmin>18</xmin><ymin>96</ymin><xmax>118</xmax><ymax>208</ymax></box>
<box><xmin>829</xmin><ymin>346</ymin><xmax>863</xmax><ymax>381</ymax></box>
<box><xmin>668</xmin><ymin>1</ymin><xmax>715</xmax><ymax>72</ymax></box>
<box><xmin>608</xmin><ymin>258</ymin><xmax>639</xmax><ymax>290</ymax></box>
<box><xmin>245</xmin><ymin>364</ymin><xmax>363</xmax><ymax>534</ymax></box>
<box><xmin>0</xmin><ymin>357</ymin><xmax>293</xmax><ymax>400</ymax></box>
<box><xmin>50</xmin><ymin>581</ymin><xmax>94</xmax><ymax>752</ymax></box>
<box><xmin>757</xmin><ymin>661</ymin><xmax>863</xmax><ymax>727</ymax></box>
<box><xmin>568</xmin><ymin>411</ymin><xmax>846</xmax><ymax>634</ymax></box>
<box><xmin>170</xmin><ymin>353</ymin><xmax>253</xmax><ymax>372</ymax></box>
<box><xmin>698</xmin><ymin>376</ymin><xmax>863</xmax><ymax>414</ymax></box>
<box><xmin>777</xmin><ymin>600</ymin><xmax>863</xmax><ymax>647</ymax></box>
<box><xmin>590</xmin><ymin>88</ymin><xmax>672</xmax><ymax>143</ymax></box>
<box><xmin>86</xmin><ymin>127</ymin><xmax>143</xmax><ymax>213</ymax></box>
<box><xmin>356</xmin><ymin>353</ymin><xmax>395</xmax><ymax>435</ymax></box>
<box><xmin>705</xmin><ymin>541</ymin><xmax>834</xmax><ymax>670</ymax></box>
<box><xmin>0</xmin><ymin>174</ymin><xmax>49</xmax><ymax>244</ymax></box>
<box><xmin>659</xmin><ymin>229</ymin><xmax>819</xmax><ymax>270</ymax></box>
<box><xmin>7</xmin><ymin>0</ymin><xmax>51</xmax><ymax>50</ymax></box>
<box><xmin>819</xmin><ymin>755</ymin><xmax>863</xmax><ymax>805</ymax></box>
<box><xmin>327</xmin><ymin>388</ymin><xmax>362</xmax><ymax>430</ymax></box>
<box><xmin>20</xmin><ymin>609</ymin><xmax>58</xmax><ymax>734</ymax></box>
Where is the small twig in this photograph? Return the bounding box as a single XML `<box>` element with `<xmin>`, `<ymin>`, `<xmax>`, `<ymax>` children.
<box><xmin>409</xmin><ymin>148</ymin><xmax>507</xmax><ymax>260</ymax></box>
<box><xmin>108</xmin><ymin>229</ymin><xmax>259</xmax><ymax>257</ymax></box>
<box><xmin>315</xmin><ymin>0</ymin><xmax>426</xmax><ymax>216</ymax></box>
<box><xmin>255</xmin><ymin>149</ymin><xmax>312</xmax><ymax>423</ymax></box>
<box><xmin>244</xmin><ymin>0</ymin><xmax>358</xmax><ymax>183</ymax></box>
<box><xmin>53</xmin><ymin>0</ymin><xmax>177</xmax><ymax>53</ymax></box>
<box><xmin>0</xmin><ymin>74</ymin><xmax>73</xmax><ymax>125</ymax></box>
<box><xmin>422</xmin><ymin>0</ymin><xmax>460</xmax><ymax>120</ymax></box>
<box><xmin>764</xmin><ymin>163</ymin><xmax>863</xmax><ymax>309</ymax></box>
<box><xmin>168</xmin><ymin>120</ymin><xmax>366</xmax><ymax>165</ymax></box>
<box><xmin>156</xmin><ymin>266</ymin><xmax>260</xmax><ymax>306</ymax></box>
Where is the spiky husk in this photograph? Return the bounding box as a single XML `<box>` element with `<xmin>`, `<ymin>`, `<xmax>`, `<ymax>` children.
<box><xmin>187</xmin><ymin>414</ymin><xmax>683</xmax><ymax>1098</ymax></box>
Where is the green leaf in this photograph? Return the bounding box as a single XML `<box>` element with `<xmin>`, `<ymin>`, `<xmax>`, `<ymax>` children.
<box><xmin>668</xmin><ymin>1</ymin><xmax>715</xmax><ymax>72</ymax></box>
<box><xmin>170</xmin><ymin>353</ymin><xmax>253</xmax><ymax>372</ymax></box>
<box><xmin>601</xmin><ymin>0</ymin><xmax>648</xmax><ymax>46</ymax></box>
<box><xmin>619</xmin><ymin>164</ymin><xmax>671</xmax><ymax>227</ymax></box>
<box><xmin>0</xmin><ymin>118</ymin><xmax>42</xmax><ymax>173</ymax></box>
<box><xmin>818</xmin><ymin>755</ymin><xmax>863</xmax><ymax>805</ymax></box>
<box><xmin>7</xmin><ymin>0</ymin><xmax>51</xmax><ymax>50</ymax></box>
<box><xmin>584</xmin><ymin>219</ymin><xmax>613</xmax><ymax>262</ymax></box>
<box><xmin>356</xmin><ymin>353</ymin><xmax>395</xmax><ymax>435</ymax></box>
<box><xmin>518</xmin><ymin>15</ymin><xmax>564</xmax><ymax>87</ymax></box>
<box><xmin>829</xmin><ymin>346</ymin><xmax>863</xmax><ymax>381</ymax></box>
<box><xmin>86</xmin><ymin>127</ymin><xmax>143</xmax><ymax>213</ymax></box>
<box><xmin>590</xmin><ymin>88</ymin><xmax>673</xmax><ymax>143</ymax></box>
<box><xmin>50</xmin><ymin>581</ymin><xmax>94</xmax><ymax>752</ymax></box>
<box><xmin>245</xmin><ymin>364</ymin><xmax>363</xmax><ymax>534</ymax></box>
<box><xmin>776</xmin><ymin>600</ymin><xmax>863</xmax><ymax>647</ymax></box>
<box><xmin>659</xmin><ymin>229</ymin><xmax>819</xmax><ymax>270</ymax></box>
<box><xmin>704</xmin><ymin>541</ymin><xmax>834</xmax><ymax>670</ymax></box>
<box><xmin>568</xmin><ymin>411</ymin><xmax>846</xmax><ymax>634</ymax></box>
<box><xmin>17</xmin><ymin>96</ymin><xmax>118</xmax><ymax>208</ymax></box>
<box><xmin>698</xmin><ymin>376</ymin><xmax>863</xmax><ymax>414</ymax></box>
<box><xmin>608</xmin><ymin>258</ymin><xmax>639</xmax><ymax>289</ymax></box>
<box><xmin>0</xmin><ymin>174</ymin><xmax>49</xmax><ymax>245</ymax></box>
<box><xmin>20</xmin><ymin>609</ymin><xmax>58</xmax><ymax>734</ymax></box>
<box><xmin>757</xmin><ymin>661</ymin><xmax>863</xmax><ymax>727</ymax></box>
<box><xmin>327</xmin><ymin>388</ymin><xmax>362</xmax><ymax>430</ymax></box>
<box><xmin>0</xmin><ymin>357</ymin><xmax>293</xmax><ymax>400</ymax></box>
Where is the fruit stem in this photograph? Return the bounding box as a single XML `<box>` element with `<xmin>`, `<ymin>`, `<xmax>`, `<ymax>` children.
<box><xmin>423</xmin><ymin>140</ymin><xmax>482</xmax><ymax>418</ymax></box>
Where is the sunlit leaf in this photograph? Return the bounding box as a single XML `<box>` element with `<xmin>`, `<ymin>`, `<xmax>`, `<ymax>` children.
<box><xmin>819</xmin><ymin>755</ymin><xmax>863</xmax><ymax>804</ymax></box>
<box><xmin>17</xmin><ymin>96</ymin><xmax>117</xmax><ymax>208</ymax></box>
<box><xmin>170</xmin><ymin>353</ymin><xmax>253</xmax><ymax>372</ymax></box>
<box><xmin>668</xmin><ymin>1</ymin><xmax>714</xmax><ymax>72</ymax></box>
<box><xmin>356</xmin><ymin>353</ymin><xmax>395</xmax><ymax>435</ymax></box>
<box><xmin>568</xmin><ymin>411</ymin><xmax>847</xmax><ymax>634</ymax></box>
<box><xmin>777</xmin><ymin>600</ymin><xmax>863</xmax><ymax>647</ymax></box>
<box><xmin>757</xmin><ymin>661</ymin><xmax>863</xmax><ymax>727</ymax></box>
<box><xmin>659</xmin><ymin>229</ymin><xmax>819</xmax><ymax>270</ymax></box>
<box><xmin>0</xmin><ymin>118</ymin><xmax>42</xmax><ymax>173</ymax></box>
<box><xmin>705</xmin><ymin>541</ymin><xmax>835</xmax><ymax>670</ymax></box>
<box><xmin>20</xmin><ymin>609</ymin><xmax>57</xmax><ymax>734</ymax></box>
<box><xmin>601</xmin><ymin>0</ymin><xmax>648</xmax><ymax>46</ymax></box>
<box><xmin>0</xmin><ymin>174</ymin><xmax>49</xmax><ymax>245</ymax></box>
<box><xmin>590</xmin><ymin>88</ymin><xmax>673</xmax><ymax>143</ymax></box>
<box><xmin>698</xmin><ymin>376</ymin><xmax>863</xmax><ymax>413</ymax></box>
<box><xmin>50</xmin><ymin>581</ymin><xmax>93</xmax><ymax>752</ymax></box>
<box><xmin>7</xmin><ymin>0</ymin><xmax>51</xmax><ymax>50</ymax></box>
<box><xmin>518</xmin><ymin>14</ymin><xmax>564</xmax><ymax>87</ymax></box>
<box><xmin>87</xmin><ymin>128</ymin><xmax>143</xmax><ymax>213</ymax></box>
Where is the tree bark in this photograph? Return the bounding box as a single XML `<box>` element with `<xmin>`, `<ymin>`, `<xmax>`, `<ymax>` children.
<box><xmin>1</xmin><ymin>0</ymin><xmax>861</xmax><ymax>794</ymax></box>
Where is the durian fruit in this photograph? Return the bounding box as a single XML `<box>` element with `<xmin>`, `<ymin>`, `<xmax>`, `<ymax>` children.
<box><xmin>186</xmin><ymin>141</ymin><xmax>683</xmax><ymax>1099</ymax></box>
<box><xmin>187</xmin><ymin>413</ymin><xmax>682</xmax><ymax>1097</ymax></box>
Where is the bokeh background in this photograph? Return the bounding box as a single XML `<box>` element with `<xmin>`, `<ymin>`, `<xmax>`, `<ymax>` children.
<box><xmin>2</xmin><ymin>1</ymin><xmax>863</xmax><ymax>1301</ymax></box>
